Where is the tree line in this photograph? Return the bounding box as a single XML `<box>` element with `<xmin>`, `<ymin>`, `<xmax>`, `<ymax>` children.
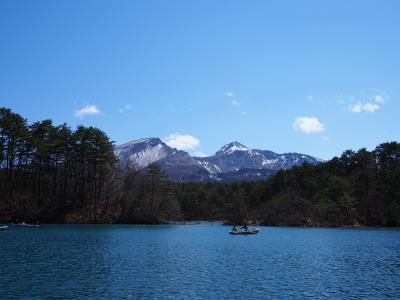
<box><xmin>0</xmin><ymin>107</ymin><xmax>178</xmax><ymax>224</ymax></box>
<box><xmin>174</xmin><ymin>143</ymin><xmax>400</xmax><ymax>226</ymax></box>
<box><xmin>1</xmin><ymin>107</ymin><xmax>399</xmax><ymax>226</ymax></box>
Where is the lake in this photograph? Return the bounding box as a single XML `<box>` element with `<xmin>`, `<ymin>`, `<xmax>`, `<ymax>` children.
<box><xmin>1</xmin><ymin>223</ymin><xmax>400</xmax><ymax>299</ymax></box>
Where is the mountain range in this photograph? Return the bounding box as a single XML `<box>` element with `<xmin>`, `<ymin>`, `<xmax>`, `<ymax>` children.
<box><xmin>115</xmin><ymin>138</ymin><xmax>323</xmax><ymax>182</ymax></box>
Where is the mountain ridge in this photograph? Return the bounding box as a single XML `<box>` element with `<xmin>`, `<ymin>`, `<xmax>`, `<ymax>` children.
<box><xmin>115</xmin><ymin>138</ymin><xmax>323</xmax><ymax>182</ymax></box>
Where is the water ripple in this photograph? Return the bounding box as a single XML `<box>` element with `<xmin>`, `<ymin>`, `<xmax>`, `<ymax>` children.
<box><xmin>1</xmin><ymin>224</ymin><xmax>400</xmax><ymax>299</ymax></box>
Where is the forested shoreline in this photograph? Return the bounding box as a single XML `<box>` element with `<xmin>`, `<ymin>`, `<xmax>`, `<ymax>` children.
<box><xmin>1</xmin><ymin>107</ymin><xmax>399</xmax><ymax>226</ymax></box>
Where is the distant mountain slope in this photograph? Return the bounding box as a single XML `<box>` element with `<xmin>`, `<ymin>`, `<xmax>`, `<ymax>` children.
<box><xmin>115</xmin><ymin>138</ymin><xmax>322</xmax><ymax>182</ymax></box>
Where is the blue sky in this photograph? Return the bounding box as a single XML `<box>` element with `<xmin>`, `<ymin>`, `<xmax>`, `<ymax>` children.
<box><xmin>0</xmin><ymin>0</ymin><xmax>399</xmax><ymax>159</ymax></box>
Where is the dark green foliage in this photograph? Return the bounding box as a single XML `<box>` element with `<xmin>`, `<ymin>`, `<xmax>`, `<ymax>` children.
<box><xmin>0</xmin><ymin>107</ymin><xmax>180</xmax><ymax>224</ymax></box>
<box><xmin>117</xmin><ymin>164</ymin><xmax>181</xmax><ymax>224</ymax></box>
<box><xmin>173</xmin><ymin>142</ymin><xmax>400</xmax><ymax>226</ymax></box>
<box><xmin>1</xmin><ymin>106</ymin><xmax>399</xmax><ymax>226</ymax></box>
<box><xmin>0</xmin><ymin>108</ymin><xmax>118</xmax><ymax>223</ymax></box>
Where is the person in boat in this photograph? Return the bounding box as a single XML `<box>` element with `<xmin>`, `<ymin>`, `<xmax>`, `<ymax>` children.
<box><xmin>241</xmin><ymin>224</ymin><xmax>248</xmax><ymax>232</ymax></box>
<box><xmin>232</xmin><ymin>224</ymin><xmax>238</xmax><ymax>232</ymax></box>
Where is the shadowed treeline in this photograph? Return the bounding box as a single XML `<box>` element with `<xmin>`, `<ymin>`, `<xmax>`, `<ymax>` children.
<box><xmin>1</xmin><ymin>107</ymin><xmax>399</xmax><ymax>226</ymax></box>
<box><xmin>0</xmin><ymin>107</ymin><xmax>179</xmax><ymax>224</ymax></box>
<box><xmin>175</xmin><ymin>142</ymin><xmax>400</xmax><ymax>226</ymax></box>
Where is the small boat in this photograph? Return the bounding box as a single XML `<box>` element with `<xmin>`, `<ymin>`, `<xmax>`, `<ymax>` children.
<box><xmin>11</xmin><ymin>222</ymin><xmax>39</xmax><ymax>227</ymax></box>
<box><xmin>0</xmin><ymin>226</ymin><xmax>8</xmax><ymax>231</ymax></box>
<box><xmin>229</xmin><ymin>229</ymin><xmax>259</xmax><ymax>235</ymax></box>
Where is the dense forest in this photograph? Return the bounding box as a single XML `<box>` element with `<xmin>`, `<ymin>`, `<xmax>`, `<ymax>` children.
<box><xmin>1</xmin><ymin>107</ymin><xmax>399</xmax><ymax>226</ymax></box>
<box><xmin>175</xmin><ymin>143</ymin><xmax>400</xmax><ymax>226</ymax></box>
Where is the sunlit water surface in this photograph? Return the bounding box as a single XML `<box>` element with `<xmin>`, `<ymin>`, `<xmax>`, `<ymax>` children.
<box><xmin>1</xmin><ymin>223</ymin><xmax>400</xmax><ymax>299</ymax></box>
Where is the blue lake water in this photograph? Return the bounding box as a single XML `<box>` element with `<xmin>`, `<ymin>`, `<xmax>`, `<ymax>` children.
<box><xmin>1</xmin><ymin>223</ymin><xmax>400</xmax><ymax>299</ymax></box>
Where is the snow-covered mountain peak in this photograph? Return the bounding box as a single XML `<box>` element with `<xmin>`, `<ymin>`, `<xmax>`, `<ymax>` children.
<box><xmin>218</xmin><ymin>141</ymin><xmax>250</xmax><ymax>155</ymax></box>
<box><xmin>118</xmin><ymin>137</ymin><xmax>162</xmax><ymax>148</ymax></box>
<box><xmin>141</xmin><ymin>137</ymin><xmax>163</xmax><ymax>145</ymax></box>
<box><xmin>115</xmin><ymin>137</ymin><xmax>172</xmax><ymax>168</ymax></box>
<box><xmin>115</xmin><ymin>137</ymin><xmax>323</xmax><ymax>182</ymax></box>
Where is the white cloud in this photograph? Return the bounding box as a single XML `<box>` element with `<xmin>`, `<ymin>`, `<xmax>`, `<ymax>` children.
<box><xmin>374</xmin><ymin>95</ymin><xmax>385</xmax><ymax>103</ymax></box>
<box><xmin>163</xmin><ymin>133</ymin><xmax>200</xmax><ymax>150</ymax></box>
<box><xmin>225</xmin><ymin>91</ymin><xmax>241</xmax><ymax>106</ymax></box>
<box><xmin>363</xmin><ymin>102</ymin><xmax>380</xmax><ymax>113</ymax></box>
<box><xmin>193</xmin><ymin>151</ymin><xmax>208</xmax><ymax>157</ymax></box>
<box><xmin>349</xmin><ymin>102</ymin><xmax>363</xmax><ymax>113</ymax></box>
<box><xmin>74</xmin><ymin>105</ymin><xmax>100</xmax><ymax>118</ymax></box>
<box><xmin>307</xmin><ymin>95</ymin><xmax>313</xmax><ymax>101</ymax></box>
<box><xmin>119</xmin><ymin>104</ymin><xmax>132</xmax><ymax>113</ymax></box>
<box><xmin>293</xmin><ymin>116</ymin><xmax>325</xmax><ymax>134</ymax></box>
<box><xmin>349</xmin><ymin>102</ymin><xmax>380</xmax><ymax>113</ymax></box>
<box><xmin>232</xmin><ymin>99</ymin><xmax>240</xmax><ymax>106</ymax></box>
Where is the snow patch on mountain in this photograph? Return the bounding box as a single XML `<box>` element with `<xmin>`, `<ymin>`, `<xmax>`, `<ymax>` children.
<box><xmin>219</xmin><ymin>142</ymin><xmax>250</xmax><ymax>155</ymax></box>
<box><xmin>198</xmin><ymin>160</ymin><xmax>221</xmax><ymax>174</ymax></box>
<box><xmin>115</xmin><ymin>138</ymin><xmax>323</xmax><ymax>182</ymax></box>
<box><xmin>115</xmin><ymin>138</ymin><xmax>172</xmax><ymax>168</ymax></box>
<box><xmin>127</xmin><ymin>143</ymin><xmax>168</xmax><ymax>167</ymax></box>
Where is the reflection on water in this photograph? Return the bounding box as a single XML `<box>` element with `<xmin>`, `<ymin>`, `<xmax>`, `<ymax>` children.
<box><xmin>1</xmin><ymin>224</ymin><xmax>400</xmax><ymax>299</ymax></box>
